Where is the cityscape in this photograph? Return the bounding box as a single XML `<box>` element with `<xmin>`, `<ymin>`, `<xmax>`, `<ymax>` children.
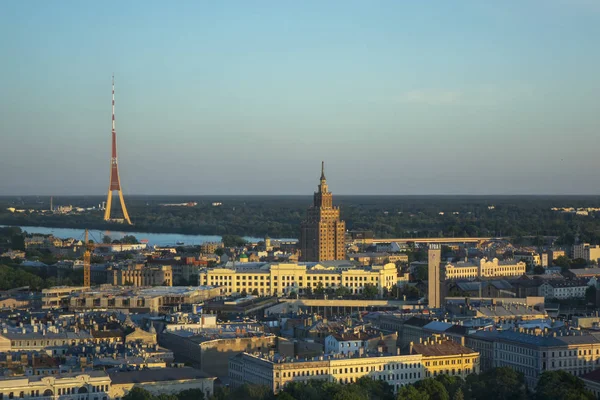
<box><xmin>2</xmin><ymin>2</ymin><xmax>600</xmax><ymax>400</ymax></box>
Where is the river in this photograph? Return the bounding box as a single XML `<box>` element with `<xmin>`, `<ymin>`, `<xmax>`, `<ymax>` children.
<box><xmin>1</xmin><ymin>225</ymin><xmax>297</xmax><ymax>246</ymax></box>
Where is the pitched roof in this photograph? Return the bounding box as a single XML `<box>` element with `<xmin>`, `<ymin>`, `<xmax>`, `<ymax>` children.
<box><xmin>411</xmin><ymin>340</ymin><xmax>477</xmax><ymax>357</ymax></box>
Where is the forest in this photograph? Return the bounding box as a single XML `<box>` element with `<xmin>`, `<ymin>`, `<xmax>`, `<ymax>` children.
<box><xmin>1</xmin><ymin>195</ymin><xmax>600</xmax><ymax>244</ymax></box>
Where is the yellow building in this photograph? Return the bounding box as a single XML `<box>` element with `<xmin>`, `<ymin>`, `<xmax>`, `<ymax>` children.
<box><xmin>410</xmin><ymin>336</ymin><xmax>479</xmax><ymax>379</ymax></box>
<box><xmin>199</xmin><ymin>262</ymin><xmax>398</xmax><ymax>297</ymax></box>
<box><xmin>444</xmin><ymin>258</ymin><xmax>526</xmax><ymax>281</ymax></box>
<box><xmin>230</xmin><ymin>337</ymin><xmax>479</xmax><ymax>394</ymax></box>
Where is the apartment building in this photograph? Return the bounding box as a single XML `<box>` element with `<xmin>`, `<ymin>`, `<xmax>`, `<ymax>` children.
<box><xmin>444</xmin><ymin>258</ymin><xmax>526</xmax><ymax>281</ymax></box>
<box><xmin>467</xmin><ymin>329</ymin><xmax>600</xmax><ymax>388</ymax></box>
<box><xmin>0</xmin><ymin>371</ymin><xmax>111</xmax><ymax>400</ymax></box>
<box><xmin>538</xmin><ymin>280</ymin><xmax>590</xmax><ymax>299</ymax></box>
<box><xmin>199</xmin><ymin>262</ymin><xmax>398</xmax><ymax>297</ymax></box>
<box><xmin>230</xmin><ymin>337</ymin><xmax>479</xmax><ymax>394</ymax></box>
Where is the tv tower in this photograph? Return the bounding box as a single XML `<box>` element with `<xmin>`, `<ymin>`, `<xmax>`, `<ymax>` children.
<box><xmin>103</xmin><ymin>75</ymin><xmax>132</xmax><ymax>225</ymax></box>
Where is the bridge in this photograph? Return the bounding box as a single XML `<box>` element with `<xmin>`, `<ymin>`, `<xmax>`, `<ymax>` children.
<box><xmin>352</xmin><ymin>237</ymin><xmax>502</xmax><ymax>245</ymax></box>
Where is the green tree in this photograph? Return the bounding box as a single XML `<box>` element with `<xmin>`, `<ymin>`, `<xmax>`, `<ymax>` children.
<box><xmin>413</xmin><ymin>379</ymin><xmax>449</xmax><ymax>400</ymax></box>
<box><xmin>554</xmin><ymin>255</ymin><xmax>571</xmax><ymax>268</ymax></box>
<box><xmin>396</xmin><ymin>385</ymin><xmax>430</xmax><ymax>400</ymax></box>
<box><xmin>222</xmin><ymin>235</ymin><xmax>247</xmax><ymax>247</ymax></box>
<box><xmin>121</xmin><ymin>235</ymin><xmax>139</xmax><ymax>244</ymax></box>
<box><xmin>533</xmin><ymin>266</ymin><xmax>545</xmax><ymax>275</ymax></box>
<box><xmin>571</xmin><ymin>258</ymin><xmax>588</xmax><ymax>269</ymax></box>
<box><xmin>315</xmin><ymin>282</ymin><xmax>325</xmax><ymax>296</ymax></box>
<box><xmin>229</xmin><ymin>384</ymin><xmax>274</xmax><ymax>400</ymax></box>
<box><xmin>275</xmin><ymin>393</ymin><xmax>295</xmax><ymax>400</ymax></box>
<box><xmin>11</xmin><ymin>234</ymin><xmax>25</xmax><ymax>250</ymax></box>
<box><xmin>467</xmin><ymin>367</ymin><xmax>528</xmax><ymax>400</ymax></box>
<box><xmin>451</xmin><ymin>388</ymin><xmax>464</xmax><ymax>400</ymax></box>
<box><xmin>586</xmin><ymin>285</ymin><xmax>597</xmax><ymax>306</ymax></box>
<box><xmin>102</xmin><ymin>235</ymin><xmax>112</xmax><ymax>244</ymax></box>
<box><xmin>252</xmin><ymin>289</ymin><xmax>259</xmax><ymax>296</ymax></box>
<box><xmin>335</xmin><ymin>285</ymin><xmax>351</xmax><ymax>297</ymax></box>
<box><xmin>535</xmin><ymin>370</ymin><xmax>594</xmax><ymax>400</ymax></box>
<box><xmin>362</xmin><ymin>284</ymin><xmax>379</xmax><ymax>299</ymax></box>
<box><xmin>415</xmin><ymin>265</ymin><xmax>428</xmax><ymax>281</ymax></box>
<box><xmin>214</xmin><ymin>248</ymin><xmax>225</xmax><ymax>256</ymax></box>
<box><xmin>177</xmin><ymin>388</ymin><xmax>205</xmax><ymax>400</ymax></box>
<box><xmin>210</xmin><ymin>387</ymin><xmax>230</xmax><ymax>400</ymax></box>
<box><xmin>354</xmin><ymin>376</ymin><xmax>395</xmax><ymax>400</ymax></box>
<box><xmin>332</xmin><ymin>386</ymin><xmax>368</xmax><ymax>400</ymax></box>
<box><xmin>434</xmin><ymin>375</ymin><xmax>464</xmax><ymax>399</ymax></box>
<box><xmin>122</xmin><ymin>387</ymin><xmax>154</xmax><ymax>400</ymax></box>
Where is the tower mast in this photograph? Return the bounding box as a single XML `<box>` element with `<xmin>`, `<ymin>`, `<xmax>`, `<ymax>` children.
<box><xmin>103</xmin><ymin>75</ymin><xmax>132</xmax><ymax>225</ymax></box>
<box><xmin>83</xmin><ymin>229</ymin><xmax>91</xmax><ymax>287</ymax></box>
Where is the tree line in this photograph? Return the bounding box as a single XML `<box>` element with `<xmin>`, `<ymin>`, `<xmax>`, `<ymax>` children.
<box><xmin>122</xmin><ymin>368</ymin><xmax>594</xmax><ymax>400</ymax></box>
<box><xmin>2</xmin><ymin>195</ymin><xmax>600</xmax><ymax>242</ymax></box>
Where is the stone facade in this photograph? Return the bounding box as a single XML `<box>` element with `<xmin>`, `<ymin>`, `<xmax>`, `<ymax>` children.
<box><xmin>300</xmin><ymin>162</ymin><xmax>346</xmax><ymax>262</ymax></box>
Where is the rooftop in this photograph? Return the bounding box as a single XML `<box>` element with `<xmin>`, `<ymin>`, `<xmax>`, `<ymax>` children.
<box><xmin>108</xmin><ymin>367</ymin><xmax>213</xmax><ymax>384</ymax></box>
<box><xmin>411</xmin><ymin>340</ymin><xmax>478</xmax><ymax>357</ymax></box>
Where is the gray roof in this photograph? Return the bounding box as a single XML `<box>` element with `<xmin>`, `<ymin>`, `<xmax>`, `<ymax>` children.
<box><xmin>469</xmin><ymin>330</ymin><xmax>600</xmax><ymax>348</ymax></box>
<box><xmin>423</xmin><ymin>321</ymin><xmax>453</xmax><ymax>332</ymax></box>
<box><xmin>108</xmin><ymin>367</ymin><xmax>214</xmax><ymax>384</ymax></box>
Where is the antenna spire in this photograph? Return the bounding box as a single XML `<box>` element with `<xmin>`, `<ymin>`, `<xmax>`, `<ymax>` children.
<box><xmin>112</xmin><ymin>74</ymin><xmax>115</xmax><ymax>133</ymax></box>
<box><xmin>320</xmin><ymin>161</ymin><xmax>326</xmax><ymax>181</ymax></box>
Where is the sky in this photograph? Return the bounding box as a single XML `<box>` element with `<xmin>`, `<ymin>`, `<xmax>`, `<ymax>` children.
<box><xmin>1</xmin><ymin>0</ymin><xmax>600</xmax><ymax>195</ymax></box>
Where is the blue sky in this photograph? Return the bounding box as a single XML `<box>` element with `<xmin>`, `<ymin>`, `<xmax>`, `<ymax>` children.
<box><xmin>1</xmin><ymin>0</ymin><xmax>599</xmax><ymax>195</ymax></box>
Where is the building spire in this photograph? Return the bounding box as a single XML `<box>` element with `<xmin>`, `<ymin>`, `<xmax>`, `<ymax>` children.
<box><xmin>320</xmin><ymin>161</ymin><xmax>326</xmax><ymax>181</ymax></box>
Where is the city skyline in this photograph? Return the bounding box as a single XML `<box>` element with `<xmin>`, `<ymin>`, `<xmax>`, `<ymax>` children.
<box><xmin>2</xmin><ymin>1</ymin><xmax>600</xmax><ymax>195</ymax></box>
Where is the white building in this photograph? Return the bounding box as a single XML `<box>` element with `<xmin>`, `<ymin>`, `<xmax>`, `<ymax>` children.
<box><xmin>0</xmin><ymin>371</ymin><xmax>111</xmax><ymax>400</ymax></box>
<box><xmin>444</xmin><ymin>258</ymin><xmax>526</xmax><ymax>281</ymax></box>
<box><xmin>324</xmin><ymin>333</ymin><xmax>368</xmax><ymax>355</ymax></box>
<box><xmin>538</xmin><ymin>281</ymin><xmax>590</xmax><ymax>299</ymax></box>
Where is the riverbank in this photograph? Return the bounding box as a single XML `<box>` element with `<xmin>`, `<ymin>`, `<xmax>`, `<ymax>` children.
<box><xmin>0</xmin><ymin>225</ymin><xmax>297</xmax><ymax>247</ymax></box>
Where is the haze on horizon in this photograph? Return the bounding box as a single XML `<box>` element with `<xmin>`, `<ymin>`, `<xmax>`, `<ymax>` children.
<box><xmin>1</xmin><ymin>1</ymin><xmax>599</xmax><ymax>196</ymax></box>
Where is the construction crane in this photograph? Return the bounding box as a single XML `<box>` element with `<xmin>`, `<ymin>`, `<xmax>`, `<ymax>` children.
<box><xmin>83</xmin><ymin>229</ymin><xmax>93</xmax><ymax>287</ymax></box>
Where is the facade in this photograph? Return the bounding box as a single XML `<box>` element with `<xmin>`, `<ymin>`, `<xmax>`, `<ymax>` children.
<box><xmin>538</xmin><ymin>280</ymin><xmax>590</xmax><ymax>299</ymax></box>
<box><xmin>108</xmin><ymin>368</ymin><xmax>215</xmax><ymax>400</ymax></box>
<box><xmin>300</xmin><ymin>162</ymin><xmax>346</xmax><ymax>261</ymax></box>
<box><xmin>111</xmin><ymin>264</ymin><xmax>173</xmax><ymax>287</ymax></box>
<box><xmin>229</xmin><ymin>338</ymin><xmax>479</xmax><ymax>394</ymax></box>
<box><xmin>230</xmin><ymin>352</ymin><xmax>424</xmax><ymax>394</ymax></box>
<box><xmin>159</xmin><ymin>326</ymin><xmax>277</xmax><ymax>378</ymax></box>
<box><xmin>573</xmin><ymin>243</ymin><xmax>588</xmax><ymax>260</ymax></box>
<box><xmin>200</xmin><ymin>242</ymin><xmax>223</xmax><ymax>254</ymax></box>
<box><xmin>0</xmin><ymin>371</ymin><xmax>111</xmax><ymax>400</ymax></box>
<box><xmin>513</xmin><ymin>252</ymin><xmax>542</xmax><ymax>267</ymax></box>
<box><xmin>41</xmin><ymin>286</ymin><xmax>87</xmax><ymax>309</ymax></box>
<box><xmin>428</xmin><ymin>245</ymin><xmax>442</xmax><ymax>309</ymax></box>
<box><xmin>0</xmin><ymin>329</ymin><xmax>93</xmax><ymax>353</ymax></box>
<box><xmin>467</xmin><ymin>329</ymin><xmax>600</xmax><ymax>388</ymax></box>
<box><xmin>199</xmin><ymin>262</ymin><xmax>398</xmax><ymax>297</ymax></box>
<box><xmin>444</xmin><ymin>258</ymin><xmax>526</xmax><ymax>281</ymax></box>
<box><xmin>67</xmin><ymin>286</ymin><xmax>221</xmax><ymax>313</ymax></box>
<box><xmin>585</xmin><ymin>245</ymin><xmax>600</xmax><ymax>263</ymax></box>
<box><xmin>324</xmin><ymin>332</ymin><xmax>370</xmax><ymax>355</ymax></box>
<box><xmin>347</xmin><ymin>252</ymin><xmax>408</xmax><ymax>266</ymax></box>
<box><xmin>549</xmin><ymin>250</ymin><xmax>566</xmax><ymax>265</ymax></box>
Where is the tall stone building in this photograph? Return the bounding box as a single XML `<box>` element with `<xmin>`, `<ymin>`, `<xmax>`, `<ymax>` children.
<box><xmin>428</xmin><ymin>245</ymin><xmax>443</xmax><ymax>309</ymax></box>
<box><xmin>300</xmin><ymin>162</ymin><xmax>346</xmax><ymax>261</ymax></box>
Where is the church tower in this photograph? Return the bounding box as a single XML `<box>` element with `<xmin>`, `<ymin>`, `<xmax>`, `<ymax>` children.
<box><xmin>300</xmin><ymin>162</ymin><xmax>346</xmax><ymax>261</ymax></box>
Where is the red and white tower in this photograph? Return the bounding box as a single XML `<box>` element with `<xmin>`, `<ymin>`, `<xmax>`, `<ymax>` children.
<box><xmin>103</xmin><ymin>75</ymin><xmax>132</xmax><ymax>225</ymax></box>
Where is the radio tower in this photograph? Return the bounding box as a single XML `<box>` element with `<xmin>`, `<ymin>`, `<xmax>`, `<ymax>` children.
<box><xmin>103</xmin><ymin>75</ymin><xmax>132</xmax><ymax>225</ymax></box>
